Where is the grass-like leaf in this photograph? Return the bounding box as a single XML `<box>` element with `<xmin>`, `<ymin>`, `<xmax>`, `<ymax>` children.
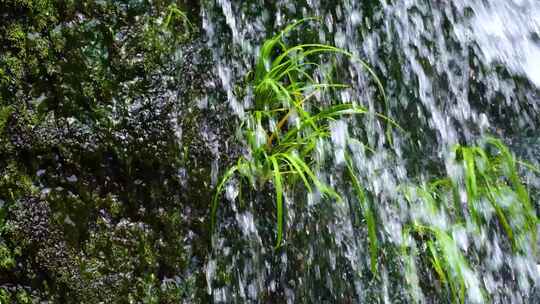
<box><xmin>211</xmin><ymin>19</ymin><xmax>393</xmax><ymax>249</ymax></box>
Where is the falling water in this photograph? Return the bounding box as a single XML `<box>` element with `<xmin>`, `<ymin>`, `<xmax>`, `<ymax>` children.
<box><xmin>201</xmin><ymin>0</ymin><xmax>540</xmax><ymax>302</ymax></box>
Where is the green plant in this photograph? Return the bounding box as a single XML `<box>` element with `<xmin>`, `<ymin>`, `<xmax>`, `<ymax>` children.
<box><xmin>163</xmin><ymin>3</ymin><xmax>192</xmax><ymax>37</ymax></box>
<box><xmin>401</xmin><ymin>137</ymin><xmax>538</xmax><ymax>303</ymax></box>
<box><xmin>345</xmin><ymin>154</ymin><xmax>379</xmax><ymax>274</ymax></box>
<box><xmin>211</xmin><ymin>19</ymin><xmax>393</xmax><ymax>257</ymax></box>
<box><xmin>458</xmin><ymin>138</ymin><xmax>537</xmax><ymax>251</ymax></box>
<box><xmin>402</xmin><ymin>185</ymin><xmax>481</xmax><ymax>303</ymax></box>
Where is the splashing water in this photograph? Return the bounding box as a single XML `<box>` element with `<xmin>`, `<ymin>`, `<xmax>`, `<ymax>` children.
<box><xmin>458</xmin><ymin>0</ymin><xmax>540</xmax><ymax>88</ymax></box>
<box><xmin>201</xmin><ymin>0</ymin><xmax>540</xmax><ymax>302</ymax></box>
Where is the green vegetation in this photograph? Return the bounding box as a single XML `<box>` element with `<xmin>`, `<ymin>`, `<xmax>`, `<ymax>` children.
<box><xmin>211</xmin><ymin>20</ymin><xmax>391</xmax><ymax>256</ymax></box>
<box><xmin>0</xmin><ymin>0</ymin><xmax>194</xmax><ymax>125</ymax></box>
<box><xmin>0</xmin><ymin>1</ymin><xmax>212</xmax><ymax>302</ymax></box>
<box><xmin>399</xmin><ymin>137</ymin><xmax>538</xmax><ymax>303</ymax></box>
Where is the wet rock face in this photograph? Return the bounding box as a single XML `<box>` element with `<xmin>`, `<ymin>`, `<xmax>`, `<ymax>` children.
<box><xmin>0</xmin><ymin>55</ymin><xmax>235</xmax><ymax>303</ymax></box>
<box><xmin>0</xmin><ymin>2</ymin><xmax>238</xmax><ymax>303</ymax></box>
<box><xmin>4</xmin><ymin>199</ymin><xmax>84</xmax><ymax>301</ymax></box>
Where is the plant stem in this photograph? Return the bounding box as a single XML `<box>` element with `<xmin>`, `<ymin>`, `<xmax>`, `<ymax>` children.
<box><xmin>266</xmin><ymin>90</ymin><xmax>319</xmax><ymax>149</ymax></box>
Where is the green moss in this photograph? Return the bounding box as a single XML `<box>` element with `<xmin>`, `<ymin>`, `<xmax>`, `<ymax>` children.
<box><xmin>2</xmin><ymin>54</ymin><xmax>24</xmax><ymax>81</ymax></box>
<box><xmin>0</xmin><ymin>1</ymin><xmax>210</xmax><ymax>302</ymax></box>
<box><xmin>15</xmin><ymin>289</ymin><xmax>32</xmax><ymax>304</ymax></box>
<box><xmin>0</xmin><ymin>106</ymin><xmax>13</xmax><ymax>132</ymax></box>
<box><xmin>0</xmin><ymin>162</ymin><xmax>35</xmax><ymax>203</ymax></box>
<box><xmin>6</xmin><ymin>24</ymin><xmax>25</xmax><ymax>49</ymax></box>
<box><xmin>0</xmin><ymin>243</ymin><xmax>16</xmax><ymax>270</ymax></box>
<box><xmin>0</xmin><ymin>288</ymin><xmax>11</xmax><ymax>303</ymax></box>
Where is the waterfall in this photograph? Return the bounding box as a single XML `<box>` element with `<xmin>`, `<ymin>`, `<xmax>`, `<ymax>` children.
<box><xmin>201</xmin><ymin>1</ymin><xmax>540</xmax><ymax>302</ymax></box>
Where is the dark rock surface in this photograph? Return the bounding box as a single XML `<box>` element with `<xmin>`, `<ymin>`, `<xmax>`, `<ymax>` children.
<box><xmin>0</xmin><ymin>1</ymin><xmax>237</xmax><ymax>302</ymax></box>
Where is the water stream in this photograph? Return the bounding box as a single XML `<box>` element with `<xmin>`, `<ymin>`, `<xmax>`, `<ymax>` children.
<box><xmin>200</xmin><ymin>0</ymin><xmax>540</xmax><ymax>303</ymax></box>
